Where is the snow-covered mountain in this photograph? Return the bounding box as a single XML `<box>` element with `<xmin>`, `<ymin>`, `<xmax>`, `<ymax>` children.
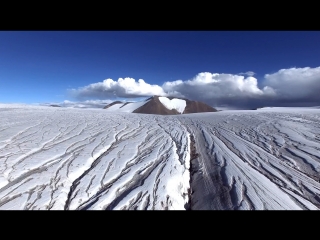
<box><xmin>1</xmin><ymin>103</ymin><xmax>320</xmax><ymax>210</ymax></box>
<box><xmin>103</xmin><ymin>96</ymin><xmax>217</xmax><ymax>114</ymax></box>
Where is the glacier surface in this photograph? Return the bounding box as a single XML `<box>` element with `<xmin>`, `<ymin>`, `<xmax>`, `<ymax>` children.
<box><xmin>0</xmin><ymin>104</ymin><xmax>320</xmax><ymax>210</ymax></box>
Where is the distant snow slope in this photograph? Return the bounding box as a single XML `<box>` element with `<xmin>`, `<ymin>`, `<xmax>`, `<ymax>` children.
<box><xmin>158</xmin><ymin>97</ymin><xmax>186</xmax><ymax>114</ymax></box>
<box><xmin>104</xmin><ymin>100</ymin><xmax>150</xmax><ymax>113</ymax></box>
<box><xmin>0</xmin><ymin>104</ymin><xmax>320</xmax><ymax>210</ymax></box>
<box><xmin>103</xmin><ymin>103</ymin><xmax>124</xmax><ymax>111</ymax></box>
<box><xmin>257</xmin><ymin>106</ymin><xmax>320</xmax><ymax>111</ymax></box>
<box><xmin>118</xmin><ymin>101</ymin><xmax>150</xmax><ymax>113</ymax></box>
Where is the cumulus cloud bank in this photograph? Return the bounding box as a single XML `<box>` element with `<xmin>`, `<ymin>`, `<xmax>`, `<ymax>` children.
<box><xmin>69</xmin><ymin>78</ymin><xmax>166</xmax><ymax>99</ymax></box>
<box><xmin>70</xmin><ymin>66</ymin><xmax>320</xmax><ymax>109</ymax></box>
<box><xmin>264</xmin><ymin>67</ymin><xmax>320</xmax><ymax>100</ymax></box>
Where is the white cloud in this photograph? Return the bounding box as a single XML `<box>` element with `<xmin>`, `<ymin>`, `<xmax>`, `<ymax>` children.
<box><xmin>70</xmin><ymin>77</ymin><xmax>166</xmax><ymax>99</ymax></box>
<box><xmin>163</xmin><ymin>72</ymin><xmax>268</xmax><ymax>101</ymax></box>
<box><xmin>69</xmin><ymin>66</ymin><xmax>320</xmax><ymax>109</ymax></box>
<box><xmin>262</xmin><ymin>67</ymin><xmax>320</xmax><ymax>100</ymax></box>
<box><xmin>238</xmin><ymin>71</ymin><xmax>256</xmax><ymax>77</ymax></box>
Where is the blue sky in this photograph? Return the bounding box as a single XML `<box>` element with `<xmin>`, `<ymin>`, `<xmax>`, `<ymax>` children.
<box><xmin>1</xmin><ymin>31</ymin><xmax>320</xmax><ymax>108</ymax></box>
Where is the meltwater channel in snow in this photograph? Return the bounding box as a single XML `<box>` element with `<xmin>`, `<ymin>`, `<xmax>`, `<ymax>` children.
<box><xmin>0</xmin><ymin>104</ymin><xmax>320</xmax><ymax>210</ymax></box>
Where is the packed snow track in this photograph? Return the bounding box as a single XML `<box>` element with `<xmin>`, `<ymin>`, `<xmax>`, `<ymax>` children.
<box><xmin>0</xmin><ymin>105</ymin><xmax>320</xmax><ymax>210</ymax></box>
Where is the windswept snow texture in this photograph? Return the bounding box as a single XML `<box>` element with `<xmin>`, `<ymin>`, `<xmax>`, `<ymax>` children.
<box><xmin>0</xmin><ymin>104</ymin><xmax>320</xmax><ymax>210</ymax></box>
<box><xmin>158</xmin><ymin>97</ymin><xmax>186</xmax><ymax>114</ymax></box>
<box><xmin>180</xmin><ymin>108</ymin><xmax>320</xmax><ymax>210</ymax></box>
<box><xmin>0</xmin><ymin>105</ymin><xmax>190</xmax><ymax>210</ymax></box>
